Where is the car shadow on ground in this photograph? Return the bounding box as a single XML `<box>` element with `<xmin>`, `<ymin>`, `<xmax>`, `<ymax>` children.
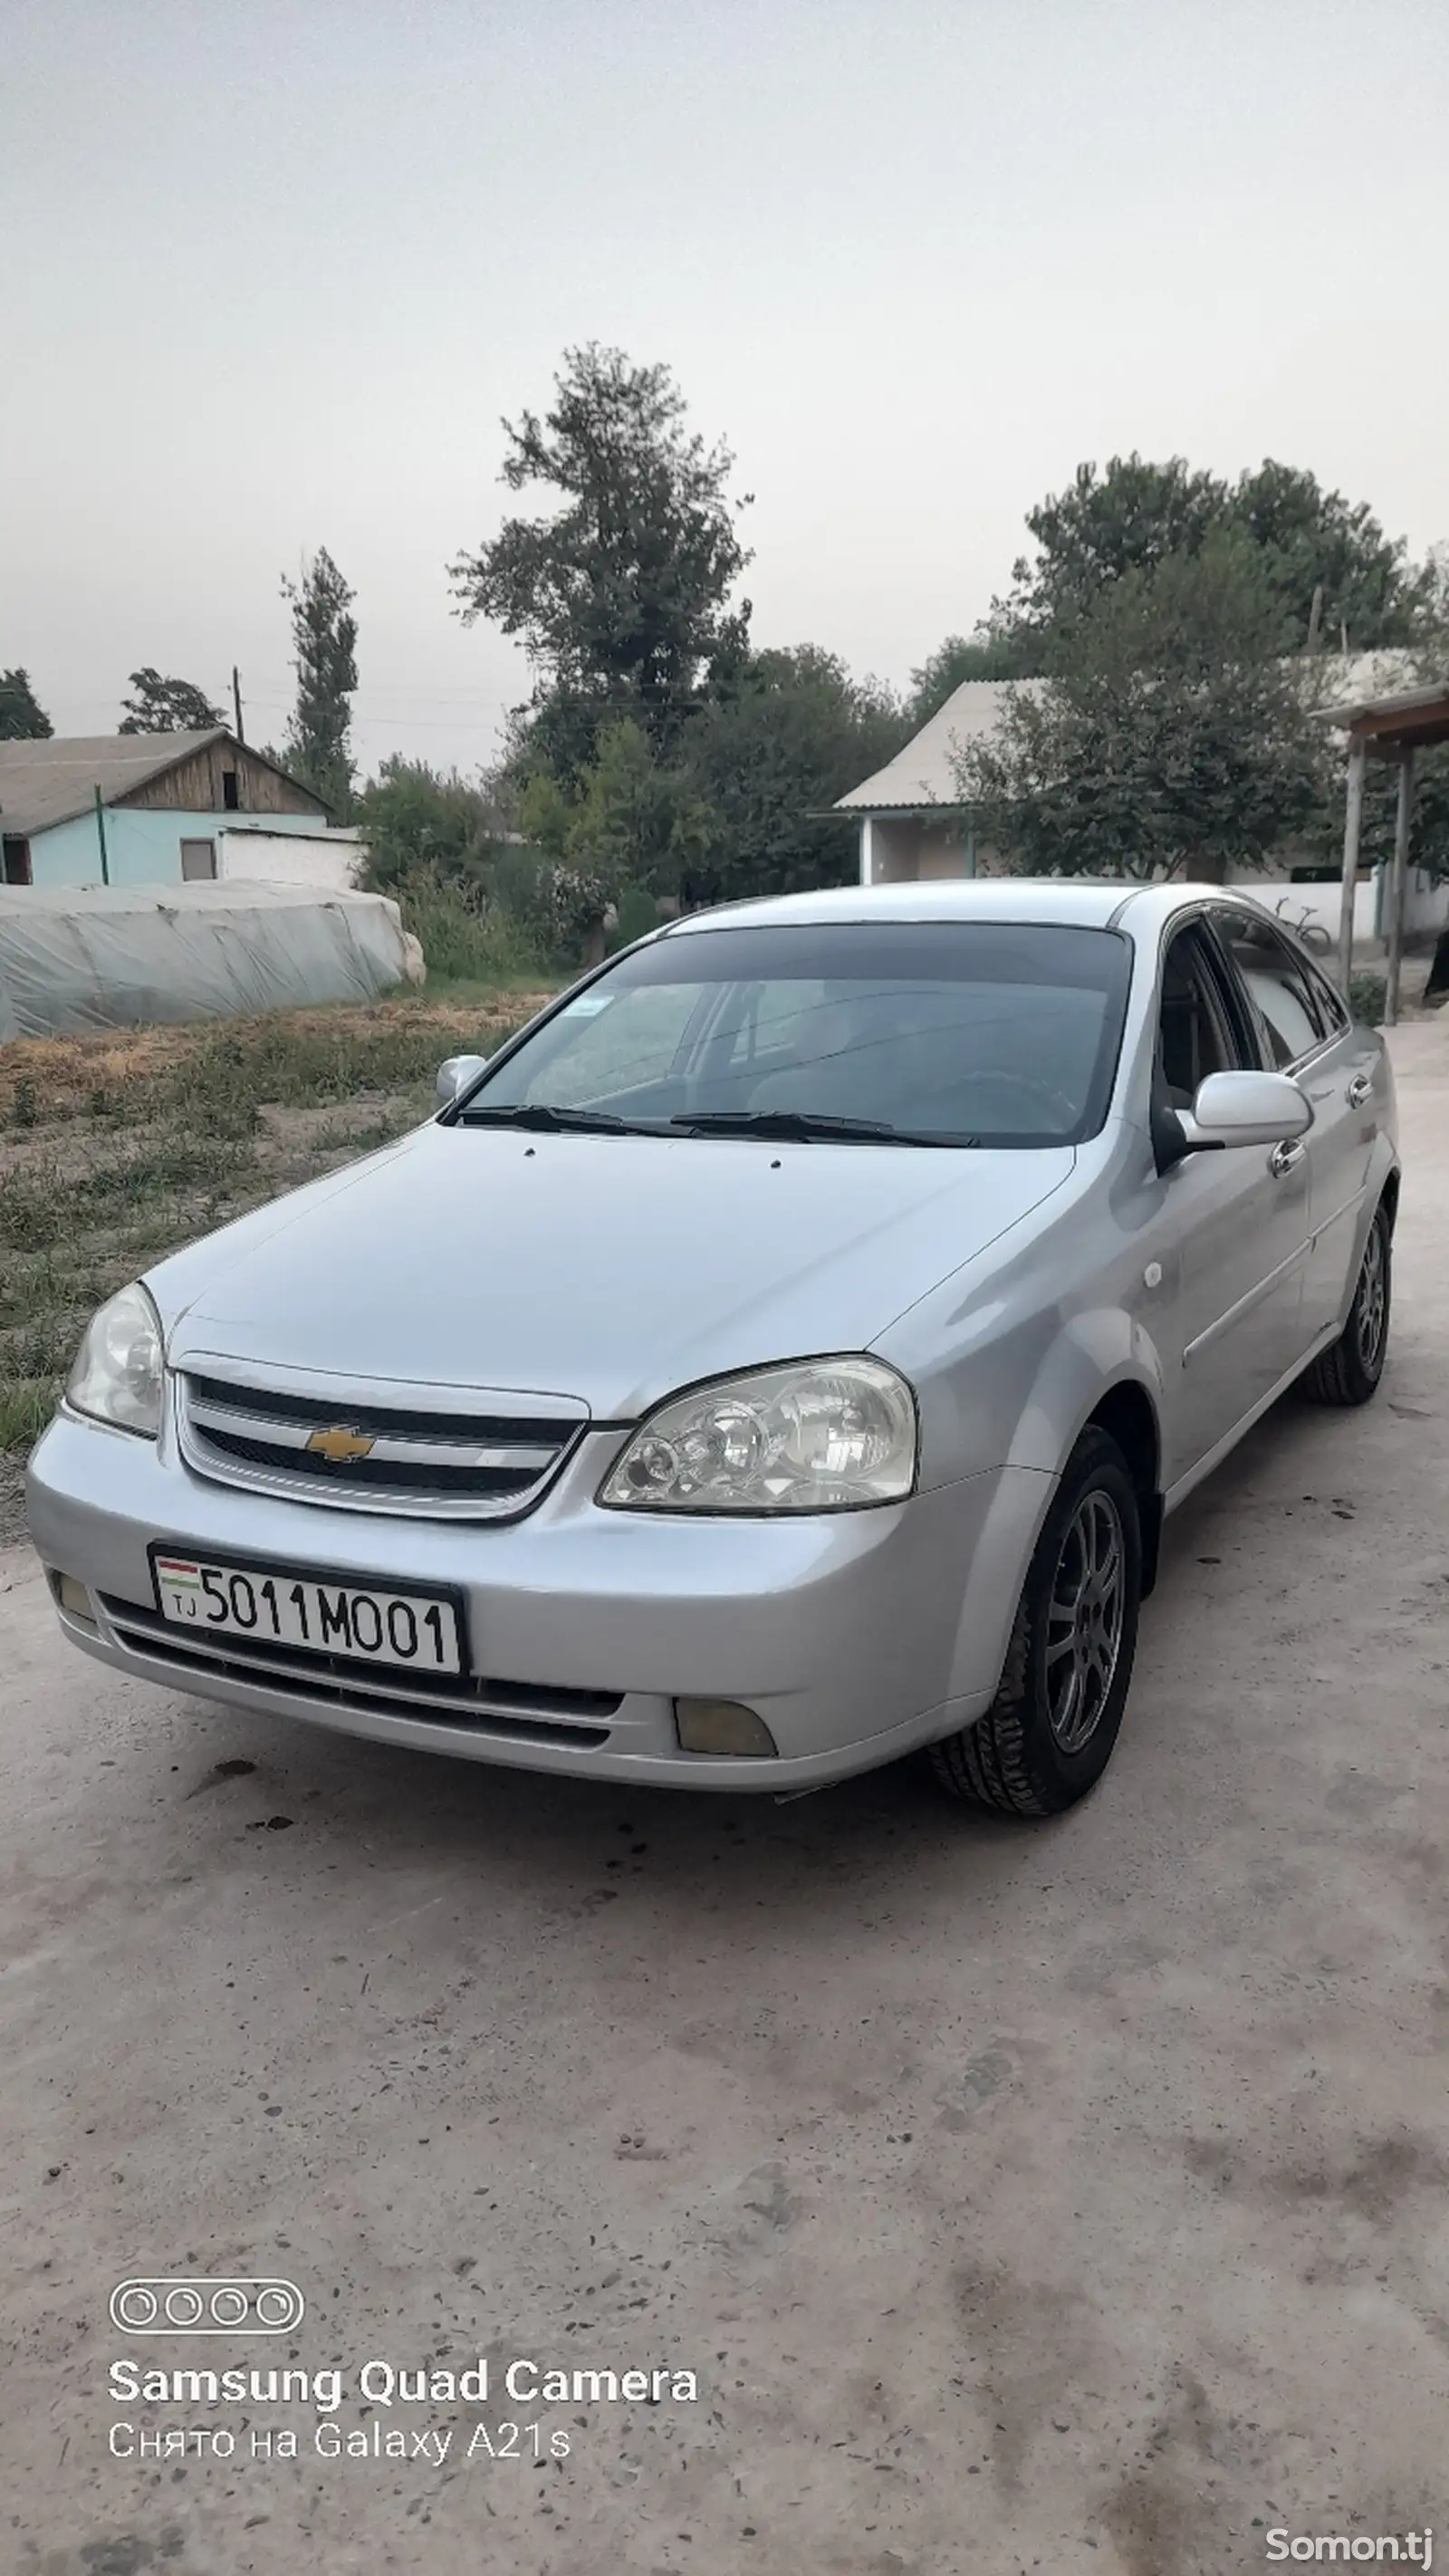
<box><xmin>149</xmin><ymin>1378</ymin><xmax>1366</xmax><ymax>1950</ymax></box>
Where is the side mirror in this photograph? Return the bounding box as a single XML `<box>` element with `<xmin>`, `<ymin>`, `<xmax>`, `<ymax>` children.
<box><xmin>436</xmin><ymin>1053</ymin><xmax>489</xmax><ymax>1110</ymax></box>
<box><xmin>1166</xmin><ymin>1070</ymin><xmax>1312</xmax><ymax>1166</ymax></box>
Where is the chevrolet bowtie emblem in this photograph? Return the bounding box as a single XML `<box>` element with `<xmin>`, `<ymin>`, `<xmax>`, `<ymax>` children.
<box><xmin>305</xmin><ymin>1425</ymin><xmax>376</xmax><ymax>1464</ymax></box>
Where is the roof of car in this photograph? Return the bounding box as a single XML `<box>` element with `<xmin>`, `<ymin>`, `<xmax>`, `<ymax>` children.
<box><xmin>662</xmin><ymin>879</ymin><xmax>1245</xmax><ymax>937</ymax></box>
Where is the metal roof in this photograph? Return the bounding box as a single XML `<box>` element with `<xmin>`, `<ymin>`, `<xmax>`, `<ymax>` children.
<box><xmin>835</xmin><ymin>649</ymin><xmax>1425</xmax><ymax>817</ymax></box>
<box><xmin>0</xmin><ymin>731</ymin><xmax>322</xmax><ymax>836</ymax></box>
<box><xmin>834</xmin><ymin>681</ymin><xmax>1042</xmax><ymax>813</ymax></box>
<box><xmin>1313</xmin><ymin>677</ymin><xmax>1449</xmax><ymax>755</ymax></box>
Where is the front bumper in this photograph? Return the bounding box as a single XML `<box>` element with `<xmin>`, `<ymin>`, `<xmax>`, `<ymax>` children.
<box><xmin>26</xmin><ymin>1411</ymin><xmax>1048</xmax><ymax>1791</ymax></box>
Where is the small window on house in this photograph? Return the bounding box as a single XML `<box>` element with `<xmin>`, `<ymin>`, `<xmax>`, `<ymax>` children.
<box><xmin>180</xmin><ymin>838</ymin><xmax>217</xmax><ymax>882</ymax></box>
<box><xmin>222</xmin><ymin>770</ymin><xmax>240</xmax><ymax>810</ymax></box>
<box><xmin>2</xmin><ymin>837</ymin><xmax>33</xmax><ymax>886</ymax></box>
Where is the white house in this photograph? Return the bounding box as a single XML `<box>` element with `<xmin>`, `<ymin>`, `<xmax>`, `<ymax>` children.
<box><xmin>836</xmin><ymin>652</ymin><xmax>1448</xmax><ymax>947</ymax></box>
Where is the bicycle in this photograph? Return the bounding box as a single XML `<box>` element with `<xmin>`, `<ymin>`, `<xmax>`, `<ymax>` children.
<box><xmin>1273</xmin><ymin>893</ymin><xmax>1333</xmax><ymax>956</ymax></box>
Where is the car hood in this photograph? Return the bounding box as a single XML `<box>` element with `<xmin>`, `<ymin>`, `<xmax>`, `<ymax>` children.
<box><xmin>156</xmin><ymin>1122</ymin><xmax>1074</xmax><ymax>1418</ymax></box>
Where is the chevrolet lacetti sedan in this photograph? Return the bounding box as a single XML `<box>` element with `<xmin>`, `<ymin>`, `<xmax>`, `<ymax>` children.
<box><xmin>28</xmin><ymin>880</ymin><xmax>1397</xmax><ymax>1817</ymax></box>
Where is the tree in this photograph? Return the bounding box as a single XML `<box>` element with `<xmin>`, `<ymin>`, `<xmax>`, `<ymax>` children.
<box><xmin>118</xmin><ymin>668</ymin><xmax>224</xmax><ymax>733</ymax></box>
<box><xmin>675</xmin><ymin>646</ymin><xmax>909</xmax><ymax>907</ymax></box>
<box><xmin>282</xmin><ymin>548</ymin><xmax>358</xmax><ymax>816</ymax></box>
<box><xmin>1227</xmin><ymin>461</ymin><xmax>1430</xmax><ymax>651</ymax></box>
<box><xmin>0</xmin><ymin>668</ymin><xmax>53</xmax><ymax>740</ymax></box>
<box><xmin>353</xmin><ymin>758</ymin><xmax>509</xmax><ymax>893</ymax></box>
<box><xmin>1001</xmin><ymin>452</ymin><xmax>1431</xmax><ymax>656</ymax></box>
<box><xmin>958</xmin><ymin>532</ymin><xmax>1329</xmax><ymax>884</ymax></box>
<box><xmin>450</xmin><ymin>344</ymin><xmax>752</xmax><ymax>773</ymax></box>
<box><xmin>518</xmin><ymin>717</ymin><xmax>711</xmax><ymax>947</ymax></box>
<box><xmin>1002</xmin><ymin>456</ymin><xmax>1226</xmax><ymax>643</ymax></box>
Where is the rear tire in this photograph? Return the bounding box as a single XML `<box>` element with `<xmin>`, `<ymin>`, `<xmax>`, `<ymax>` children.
<box><xmin>930</xmin><ymin>1427</ymin><xmax>1141</xmax><ymax>1818</ymax></box>
<box><xmin>1303</xmin><ymin>1199</ymin><xmax>1391</xmax><ymax>1408</ymax></box>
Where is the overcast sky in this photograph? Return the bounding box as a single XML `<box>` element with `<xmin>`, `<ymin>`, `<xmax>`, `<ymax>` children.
<box><xmin>4</xmin><ymin>0</ymin><xmax>1446</xmax><ymax>776</ymax></box>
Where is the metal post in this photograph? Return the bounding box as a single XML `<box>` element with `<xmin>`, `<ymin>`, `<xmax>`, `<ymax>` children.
<box><xmin>232</xmin><ymin>665</ymin><xmax>245</xmax><ymax>745</ymax></box>
<box><xmin>93</xmin><ymin>786</ymin><xmax>110</xmax><ymax>887</ymax></box>
<box><xmin>1385</xmin><ymin>749</ymin><xmax>1415</xmax><ymax>1028</ymax></box>
<box><xmin>1338</xmin><ymin>735</ymin><xmax>1366</xmax><ymax>996</ymax></box>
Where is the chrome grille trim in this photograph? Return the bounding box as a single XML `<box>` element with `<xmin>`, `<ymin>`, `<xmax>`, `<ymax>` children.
<box><xmin>187</xmin><ymin>1397</ymin><xmax>559</xmax><ymax>1474</ymax></box>
<box><xmin>178</xmin><ymin>1369</ymin><xmax>589</xmax><ymax>1522</ymax></box>
<box><xmin>100</xmin><ymin>1595</ymin><xmax>619</xmax><ymax>1740</ymax></box>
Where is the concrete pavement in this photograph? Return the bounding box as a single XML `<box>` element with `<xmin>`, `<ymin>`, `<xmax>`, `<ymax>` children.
<box><xmin>3</xmin><ymin>1019</ymin><xmax>1448</xmax><ymax>2576</ymax></box>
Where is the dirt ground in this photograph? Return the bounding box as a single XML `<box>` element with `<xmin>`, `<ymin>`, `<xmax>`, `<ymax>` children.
<box><xmin>1</xmin><ymin>1017</ymin><xmax>1447</xmax><ymax>2576</ymax></box>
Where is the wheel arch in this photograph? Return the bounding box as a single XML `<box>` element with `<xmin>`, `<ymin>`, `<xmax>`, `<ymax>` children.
<box><xmin>1080</xmin><ymin>1380</ymin><xmax>1164</xmax><ymax>1597</ymax></box>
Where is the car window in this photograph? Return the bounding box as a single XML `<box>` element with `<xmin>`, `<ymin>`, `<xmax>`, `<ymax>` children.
<box><xmin>468</xmin><ymin>920</ymin><xmax>1135</xmax><ymax>1149</ymax></box>
<box><xmin>1300</xmin><ymin>954</ymin><xmax>1350</xmax><ymax>1038</ymax></box>
<box><xmin>1214</xmin><ymin>911</ymin><xmax>1330</xmax><ymax>1067</ymax></box>
<box><xmin>516</xmin><ymin>982</ymin><xmax>704</xmax><ymax>1107</ymax></box>
<box><xmin>1156</xmin><ymin>925</ymin><xmax>1243</xmax><ymax>1111</ymax></box>
<box><xmin>717</xmin><ymin>978</ymin><xmax>832</xmax><ymax>1076</ymax></box>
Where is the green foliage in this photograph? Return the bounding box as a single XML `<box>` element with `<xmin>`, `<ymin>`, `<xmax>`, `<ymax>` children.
<box><xmin>675</xmin><ymin>646</ymin><xmax>909</xmax><ymax>906</ymax></box>
<box><xmin>450</xmin><ymin>343</ymin><xmax>752</xmax><ymax>771</ymax></box>
<box><xmin>282</xmin><ymin>547</ymin><xmax>359</xmax><ymax>816</ymax></box>
<box><xmin>389</xmin><ymin>864</ymin><xmax>549</xmax><ymax>984</ymax></box>
<box><xmin>118</xmin><ymin>668</ymin><xmax>224</xmax><ymax>733</ymax></box>
<box><xmin>959</xmin><ymin>532</ymin><xmax>1329</xmax><ymax>882</ymax></box>
<box><xmin>355</xmin><ymin>758</ymin><xmax>507</xmax><ymax>893</ymax></box>
<box><xmin>1002</xmin><ymin>453</ymin><xmax>1432</xmax><ymax>657</ymax></box>
<box><xmin>1229</xmin><ymin>460</ymin><xmax>1431</xmax><ymax>651</ymax></box>
<box><xmin>520</xmin><ymin>718</ymin><xmax>708</xmax><ymax>899</ymax></box>
<box><xmin>0</xmin><ymin>668</ymin><xmax>53</xmax><ymax>740</ymax></box>
<box><xmin>609</xmin><ymin>883</ymin><xmax>661</xmax><ymax>951</ymax></box>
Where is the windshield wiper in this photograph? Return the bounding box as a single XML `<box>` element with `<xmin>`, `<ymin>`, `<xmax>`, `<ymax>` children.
<box><xmin>456</xmin><ymin>1101</ymin><xmax>661</xmax><ymax>1135</ymax></box>
<box><xmin>669</xmin><ymin>1110</ymin><xmax>976</xmax><ymax>1148</ymax></box>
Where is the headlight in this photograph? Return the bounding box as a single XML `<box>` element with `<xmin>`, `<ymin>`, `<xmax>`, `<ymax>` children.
<box><xmin>66</xmin><ymin>1283</ymin><xmax>164</xmax><ymax>1438</ymax></box>
<box><xmin>598</xmin><ymin>1357</ymin><xmax>917</xmax><ymax>1514</ymax></box>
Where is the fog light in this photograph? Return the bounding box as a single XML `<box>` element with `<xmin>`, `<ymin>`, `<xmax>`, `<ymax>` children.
<box><xmin>53</xmin><ymin>1572</ymin><xmax>94</xmax><ymax>1621</ymax></box>
<box><xmin>674</xmin><ymin>1698</ymin><xmax>779</xmax><ymax>1756</ymax></box>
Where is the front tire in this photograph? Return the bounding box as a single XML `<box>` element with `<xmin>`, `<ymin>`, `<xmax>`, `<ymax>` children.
<box><xmin>1303</xmin><ymin>1198</ymin><xmax>1391</xmax><ymax>1407</ymax></box>
<box><xmin>931</xmin><ymin>1427</ymin><xmax>1142</xmax><ymax>1818</ymax></box>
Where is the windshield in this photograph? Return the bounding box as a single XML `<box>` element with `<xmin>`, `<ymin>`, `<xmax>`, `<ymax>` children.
<box><xmin>458</xmin><ymin>920</ymin><xmax>1132</xmax><ymax>1148</ymax></box>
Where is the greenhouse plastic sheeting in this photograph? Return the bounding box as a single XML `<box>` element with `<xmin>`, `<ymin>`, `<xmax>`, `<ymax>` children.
<box><xmin>0</xmin><ymin>882</ymin><xmax>419</xmax><ymax>1041</ymax></box>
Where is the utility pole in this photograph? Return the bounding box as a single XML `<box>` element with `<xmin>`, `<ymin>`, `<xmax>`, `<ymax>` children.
<box><xmin>232</xmin><ymin>666</ymin><xmax>245</xmax><ymax>745</ymax></box>
<box><xmin>93</xmin><ymin>786</ymin><xmax>110</xmax><ymax>887</ymax></box>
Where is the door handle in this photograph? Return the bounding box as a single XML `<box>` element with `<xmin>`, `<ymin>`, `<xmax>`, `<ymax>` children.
<box><xmin>1269</xmin><ymin>1139</ymin><xmax>1307</xmax><ymax>1177</ymax></box>
<box><xmin>1347</xmin><ymin>1072</ymin><xmax>1373</xmax><ymax>1109</ymax></box>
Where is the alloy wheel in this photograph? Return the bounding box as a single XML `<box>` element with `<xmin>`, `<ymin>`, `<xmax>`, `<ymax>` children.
<box><xmin>1044</xmin><ymin>1489</ymin><xmax>1127</xmax><ymax>1755</ymax></box>
<box><xmin>1354</xmin><ymin>1222</ymin><xmax>1387</xmax><ymax>1374</ymax></box>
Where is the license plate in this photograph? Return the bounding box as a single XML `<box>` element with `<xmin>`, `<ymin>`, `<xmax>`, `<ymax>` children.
<box><xmin>150</xmin><ymin>1551</ymin><xmax>464</xmax><ymax>1675</ymax></box>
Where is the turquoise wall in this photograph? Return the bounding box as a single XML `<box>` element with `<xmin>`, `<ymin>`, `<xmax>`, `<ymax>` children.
<box><xmin>30</xmin><ymin>807</ymin><xmax>330</xmax><ymax>889</ymax></box>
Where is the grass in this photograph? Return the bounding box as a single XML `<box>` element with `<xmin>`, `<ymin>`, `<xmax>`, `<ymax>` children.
<box><xmin>0</xmin><ymin>978</ymin><xmax>555</xmax><ymax>1459</ymax></box>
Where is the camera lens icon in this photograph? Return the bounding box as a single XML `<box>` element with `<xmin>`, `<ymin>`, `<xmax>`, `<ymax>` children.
<box><xmin>110</xmin><ymin>2278</ymin><xmax>304</xmax><ymax>2335</ymax></box>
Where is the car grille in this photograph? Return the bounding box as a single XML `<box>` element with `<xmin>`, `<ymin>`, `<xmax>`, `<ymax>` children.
<box><xmin>178</xmin><ymin>1371</ymin><xmax>589</xmax><ymax>1521</ymax></box>
<box><xmin>99</xmin><ymin>1595</ymin><xmax>619</xmax><ymax>1745</ymax></box>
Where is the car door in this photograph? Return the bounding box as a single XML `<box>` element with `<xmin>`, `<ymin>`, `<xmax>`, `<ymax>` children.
<box><xmin>1210</xmin><ymin>908</ymin><xmax>1381</xmax><ymax>1346</ymax></box>
<box><xmin>1152</xmin><ymin>918</ymin><xmax>1312</xmax><ymax>1485</ymax></box>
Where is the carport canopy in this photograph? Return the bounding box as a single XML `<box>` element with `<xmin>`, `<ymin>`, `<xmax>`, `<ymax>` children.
<box><xmin>1319</xmin><ymin>678</ymin><xmax>1449</xmax><ymax>1023</ymax></box>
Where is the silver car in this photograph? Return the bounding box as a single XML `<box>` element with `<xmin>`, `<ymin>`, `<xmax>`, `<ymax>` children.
<box><xmin>28</xmin><ymin>880</ymin><xmax>1396</xmax><ymax>1817</ymax></box>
